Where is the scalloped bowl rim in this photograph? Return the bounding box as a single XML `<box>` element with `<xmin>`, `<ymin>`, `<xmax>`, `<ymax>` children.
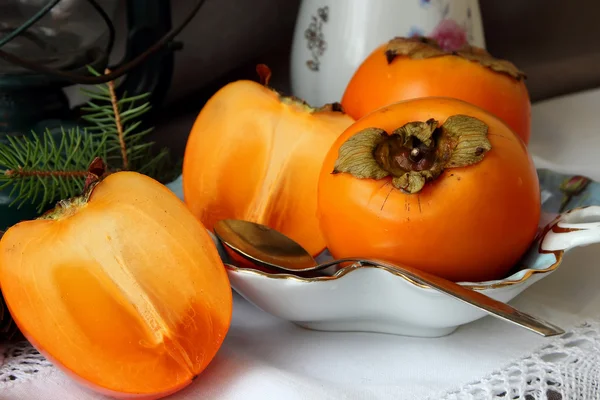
<box><xmin>218</xmin><ymin>214</ymin><xmax>569</xmax><ymax>293</ymax></box>
<box><xmin>223</xmin><ymin>249</ymin><xmax>563</xmax><ymax>293</ymax></box>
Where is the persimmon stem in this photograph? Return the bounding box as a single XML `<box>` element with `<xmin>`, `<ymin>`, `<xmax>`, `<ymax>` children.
<box><xmin>375</xmin><ymin>135</ymin><xmax>433</xmax><ymax>174</ymax></box>
<box><xmin>106</xmin><ymin>68</ymin><xmax>128</xmax><ymax>170</ymax></box>
<box><xmin>256</xmin><ymin>64</ymin><xmax>272</xmax><ymax>87</ymax></box>
<box><xmin>83</xmin><ymin>157</ymin><xmax>108</xmax><ymax>192</ymax></box>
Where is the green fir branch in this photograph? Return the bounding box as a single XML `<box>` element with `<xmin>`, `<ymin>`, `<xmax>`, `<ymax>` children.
<box><xmin>79</xmin><ymin>68</ymin><xmax>155</xmax><ymax>172</ymax></box>
<box><xmin>0</xmin><ymin>66</ymin><xmax>177</xmax><ymax>214</ymax></box>
<box><xmin>0</xmin><ymin>128</ymin><xmax>104</xmax><ymax>211</ymax></box>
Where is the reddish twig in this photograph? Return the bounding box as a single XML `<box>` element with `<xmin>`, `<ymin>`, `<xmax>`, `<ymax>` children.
<box><xmin>5</xmin><ymin>169</ymin><xmax>88</xmax><ymax>178</ymax></box>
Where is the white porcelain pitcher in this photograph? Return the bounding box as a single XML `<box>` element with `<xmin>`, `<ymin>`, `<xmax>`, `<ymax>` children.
<box><xmin>290</xmin><ymin>0</ymin><xmax>485</xmax><ymax>107</ymax></box>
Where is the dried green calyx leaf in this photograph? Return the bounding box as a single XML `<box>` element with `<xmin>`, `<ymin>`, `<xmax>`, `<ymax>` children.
<box><xmin>279</xmin><ymin>98</ymin><xmax>346</xmax><ymax>115</ymax></box>
<box><xmin>392</xmin><ymin>172</ymin><xmax>426</xmax><ymax>194</ymax></box>
<box><xmin>440</xmin><ymin>115</ymin><xmax>491</xmax><ymax>168</ymax></box>
<box><xmin>456</xmin><ymin>45</ymin><xmax>526</xmax><ymax>80</ymax></box>
<box><xmin>333</xmin><ymin>128</ymin><xmax>390</xmax><ymax>180</ymax></box>
<box><xmin>279</xmin><ymin>95</ymin><xmax>315</xmax><ymax>113</ymax></box>
<box><xmin>385</xmin><ymin>36</ymin><xmax>445</xmax><ymax>63</ymax></box>
<box><xmin>391</xmin><ymin>119</ymin><xmax>438</xmax><ymax>147</ymax></box>
<box><xmin>316</xmin><ymin>102</ymin><xmax>345</xmax><ymax>113</ymax></box>
<box><xmin>331</xmin><ymin>115</ymin><xmax>492</xmax><ymax>194</ymax></box>
<box><xmin>384</xmin><ymin>36</ymin><xmax>526</xmax><ymax>81</ymax></box>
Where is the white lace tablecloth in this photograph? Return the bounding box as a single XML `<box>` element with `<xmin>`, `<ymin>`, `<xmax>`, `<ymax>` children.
<box><xmin>3</xmin><ymin>88</ymin><xmax>600</xmax><ymax>400</ymax></box>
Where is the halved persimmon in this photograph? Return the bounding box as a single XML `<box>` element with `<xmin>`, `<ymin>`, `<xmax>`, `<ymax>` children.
<box><xmin>0</xmin><ymin>168</ymin><xmax>232</xmax><ymax>399</ymax></box>
<box><xmin>182</xmin><ymin>65</ymin><xmax>355</xmax><ymax>256</ymax></box>
<box><xmin>341</xmin><ymin>37</ymin><xmax>532</xmax><ymax>144</ymax></box>
<box><xmin>318</xmin><ymin>97</ymin><xmax>541</xmax><ymax>282</ymax></box>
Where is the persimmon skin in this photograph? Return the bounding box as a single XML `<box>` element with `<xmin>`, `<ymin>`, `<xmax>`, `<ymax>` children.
<box><xmin>318</xmin><ymin>97</ymin><xmax>541</xmax><ymax>282</ymax></box>
<box><xmin>0</xmin><ymin>171</ymin><xmax>232</xmax><ymax>399</ymax></box>
<box><xmin>182</xmin><ymin>80</ymin><xmax>354</xmax><ymax>256</ymax></box>
<box><xmin>341</xmin><ymin>43</ymin><xmax>531</xmax><ymax>144</ymax></box>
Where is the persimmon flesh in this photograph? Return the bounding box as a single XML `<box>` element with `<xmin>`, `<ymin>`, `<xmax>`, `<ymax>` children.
<box><xmin>0</xmin><ymin>171</ymin><xmax>232</xmax><ymax>399</ymax></box>
<box><xmin>183</xmin><ymin>68</ymin><xmax>355</xmax><ymax>256</ymax></box>
<box><xmin>318</xmin><ymin>97</ymin><xmax>541</xmax><ymax>282</ymax></box>
<box><xmin>341</xmin><ymin>37</ymin><xmax>532</xmax><ymax>145</ymax></box>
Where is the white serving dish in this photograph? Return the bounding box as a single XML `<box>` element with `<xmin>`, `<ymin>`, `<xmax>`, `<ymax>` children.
<box><xmin>219</xmin><ymin>206</ymin><xmax>600</xmax><ymax>337</ymax></box>
<box><xmin>166</xmin><ymin>169</ymin><xmax>600</xmax><ymax>338</ymax></box>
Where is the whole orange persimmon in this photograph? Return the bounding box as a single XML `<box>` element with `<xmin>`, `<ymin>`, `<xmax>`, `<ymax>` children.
<box><xmin>0</xmin><ymin>168</ymin><xmax>232</xmax><ymax>399</ymax></box>
<box><xmin>341</xmin><ymin>37</ymin><xmax>532</xmax><ymax>144</ymax></box>
<box><xmin>318</xmin><ymin>97</ymin><xmax>541</xmax><ymax>282</ymax></box>
<box><xmin>183</xmin><ymin>65</ymin><xmax>355</xmax><ymax>256</ymax></box>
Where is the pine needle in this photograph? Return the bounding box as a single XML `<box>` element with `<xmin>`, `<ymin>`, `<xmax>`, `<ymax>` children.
<box><xmin>0</xmin><ymin>66</ymin><xmax>177</xmax><ymax>214</ymax></box>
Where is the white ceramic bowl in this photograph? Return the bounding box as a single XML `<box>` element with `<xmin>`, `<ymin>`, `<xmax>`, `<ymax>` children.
<box><xmin>220</xmin><ymin>206</ymin><xmax>600</xmax><ymax>337</ymax></box>
<box><xmin>165</xmin><ymin>169</ymin><xmax>600</xmax><ymax>338</ymax></box>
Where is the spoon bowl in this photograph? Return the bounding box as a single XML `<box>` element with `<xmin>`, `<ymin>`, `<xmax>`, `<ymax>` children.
<box><xmin>214</xmin><ymin>219</ymin><xmax>318</xmax><ymax>272</ymax></box>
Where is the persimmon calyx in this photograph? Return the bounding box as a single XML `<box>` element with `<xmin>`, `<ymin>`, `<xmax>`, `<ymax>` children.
<box><xmin>255</xmin><ymin>63</ymin><xmax>347</xmax><ymax>115</ymax></box>
<box><xmin>385</xmin><ymin>36</ymin><xmax>446</xmax><ymax>62</ymax></box>
<box><xmin>316</xmin><ymin>102</ymin><xmax>345</xmax><ymax>113</ymax></box>
<box><xmin>279</xmin><ymin>95</ymin><xmax>346</xmax><ymax>115</ymax></box>
<box><xmin>385</xmin><ymin>36</ymin><xmax>526</xmax><ymax>80</ymax></box>
<box><xmin>332</xmin><ymin>115</ymin><xmax>491</xmax><ymax>194</ymax></box>
<box><xmin>39</xmin><ymin>157</ymin><xmax>109</xmax><ymax>221</ymax></box>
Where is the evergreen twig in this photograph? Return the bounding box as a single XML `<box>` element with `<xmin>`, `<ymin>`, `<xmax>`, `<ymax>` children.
<box><xmin>0</xmin><ymin>128</ymin><xmax>105</xmax><ymax>211</ymax></box>
<box><xmin>0</xmin><ymin>66</ymin><xmax>176</xmax><ymax>214</ymax></box>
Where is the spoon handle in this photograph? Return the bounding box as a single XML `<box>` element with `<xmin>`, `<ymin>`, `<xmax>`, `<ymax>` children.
<box><xmin>331</xmin><ymin>258</ymin><xmax>565</xmax><ymax>337</ymax></box>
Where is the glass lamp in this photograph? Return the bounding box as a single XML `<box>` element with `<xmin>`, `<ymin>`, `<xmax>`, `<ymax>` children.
<box><xmin>0</xmin><ymin>0</ymin><xmax>115</xmax><ymax>135</ymax></box>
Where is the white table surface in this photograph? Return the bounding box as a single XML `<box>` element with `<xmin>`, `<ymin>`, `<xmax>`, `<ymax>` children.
<box><xmin>3</xmin><ymin>88</ymin><xmax>600</xmax><ymax>400</ymax></box>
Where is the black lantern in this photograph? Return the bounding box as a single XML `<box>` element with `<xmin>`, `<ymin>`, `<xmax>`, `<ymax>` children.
<box><xmin>0</xmin><ymin>0</ymin><xmax>204</xmax><ymax>229</ymax></box>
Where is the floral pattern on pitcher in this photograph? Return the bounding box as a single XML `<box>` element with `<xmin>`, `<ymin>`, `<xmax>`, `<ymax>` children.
<box><xmin>291</xmin><ymin>0</ymin><xmax>485</xmax><ymax>105</ymax></box>
<box><xmin>430</xmin><ymin>19</ymin><xmax>467</xmax><ymax>51</ymax></box>
<box><xmin>414</xmin><ymin>0</ymin><xmax>474</xmax><ymax>52</ymax></box>
<box><xmin>304</xmin><ymin>6</ymin><xmax>329</xmax><ymax>71</ymax></box>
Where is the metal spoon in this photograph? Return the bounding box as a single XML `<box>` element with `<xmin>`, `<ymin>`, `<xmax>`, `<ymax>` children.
<box><xmin>214</xmin><ymin>219</ymin><xmax>565</xmax><ymax>337</ymax></box>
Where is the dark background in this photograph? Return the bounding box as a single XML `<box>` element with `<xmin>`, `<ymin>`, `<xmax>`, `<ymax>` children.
<box><xmin>148</xmin><ymin>0</ymin><xmax>600</xmax><ymax>159</ymax></box>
